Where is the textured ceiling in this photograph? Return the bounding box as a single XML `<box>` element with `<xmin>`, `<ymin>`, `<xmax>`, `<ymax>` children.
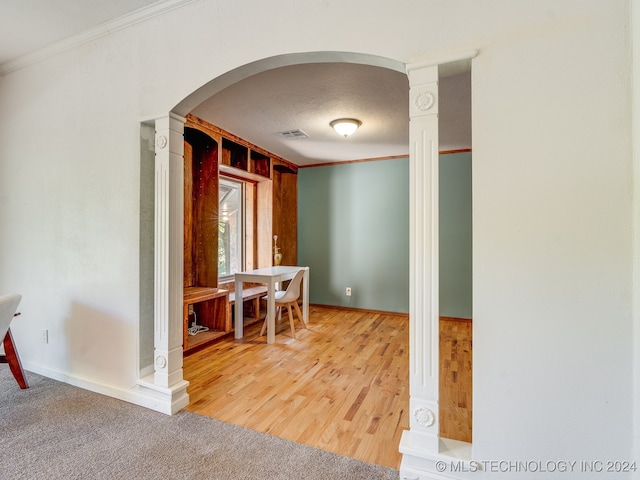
<box><xmin>1</xmin><ymin>0</ymin><xmax>471</xmax><ymax>166</ymax></box>
<box><xmin>191</xmin><ymin>63</ymin><xmax>411</xmax><ymax>166</ymax></box>
<box><xmin>191</xmin><ymin>63</ymin><xmax>471</xmax><ymax>166</ymax></box>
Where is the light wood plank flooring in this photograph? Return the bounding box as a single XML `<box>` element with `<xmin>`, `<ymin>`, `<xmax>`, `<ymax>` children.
<box><xmin>183</xmin><ymin>305</ymin><xmax>409</xmax><ymax>469</ymax></box>
<box><xmin>439</xmin><ymin>317</ymin><xmax>473</xmax><ymax>443</ymax></box>
<box><xmin>184</xmin><ymin>306</ymin><xmax>474</xmax><ymax>469</ymax></box>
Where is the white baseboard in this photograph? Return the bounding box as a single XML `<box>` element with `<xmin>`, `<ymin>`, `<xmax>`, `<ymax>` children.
<box><xmin>22</xmin><ymin>362</ymin><xmax>188</xmax><ymax>415</ymax></box>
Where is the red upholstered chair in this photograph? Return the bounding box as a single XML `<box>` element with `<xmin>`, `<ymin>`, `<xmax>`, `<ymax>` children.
<box><xmin>0</xmin><ymin>294</ymin><xmax>28</xmax><ymax>389</ymax></box>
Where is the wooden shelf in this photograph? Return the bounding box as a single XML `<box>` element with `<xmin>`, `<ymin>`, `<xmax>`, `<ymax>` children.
<box><xmin>185</xmin><ymin>329</ymin><xmax>231</xmax><ymax>351</ymax></box>
<box><xmin>185</xmin><ymin>113</ymin><xmax>299</xmax><ymax>182</ymax></box>
<box><xmin>250</xmin><ymin>150</ymin><xmax>270</xmax><ymax>177</ymax></box>
<box><xmin>183</xmin><ymin>287</ymin><xmax>229</xmax><ymax>354</ymax></box>
<box><xmin>222</xmin><ymin>137</ymin><xmax>248</xmax><ymax>171</ymax></box>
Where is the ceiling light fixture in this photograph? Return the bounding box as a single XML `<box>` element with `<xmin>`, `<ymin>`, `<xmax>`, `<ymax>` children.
<box><xmin>330</xmin><ymin>118</ymin><xmax>361</xmax><ymax>137</ymax></box>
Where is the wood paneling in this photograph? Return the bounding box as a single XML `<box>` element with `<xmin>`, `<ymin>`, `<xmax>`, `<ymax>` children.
<box><xmin>244</xmin><ymin>183</ymin><xmax>256</xmax><ymax>270</ymax></box>
<box><xmin>184</xmin><ymin>127</ymin><xmax>219</xmax><ymax>288</ymax></box>
<box><xmin>256</xmin><ymin>180</ymin><xmax>272</xmax><ymax>268</ymax></box>
<box><xmin>272</xmin><ymin>159</ymin><xmax>298</xmax><ymax>266</ymax></box>
<box><xmin>183</xmin><ymin>141</ymin><xmax>194</xmax><ymax>287</ymax></box>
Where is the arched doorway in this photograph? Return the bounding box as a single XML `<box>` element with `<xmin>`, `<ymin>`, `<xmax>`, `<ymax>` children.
<box><xmin>143</xmin><ymin>50</ymin><xmax>476</xmax><ymax>476</ymax></box>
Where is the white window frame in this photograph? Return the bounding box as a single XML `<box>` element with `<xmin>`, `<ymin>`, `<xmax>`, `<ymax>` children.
<box><xmin>218</xmin><ymin>176</ymin><xmax>245</xmax><ymax>283</ymax></box>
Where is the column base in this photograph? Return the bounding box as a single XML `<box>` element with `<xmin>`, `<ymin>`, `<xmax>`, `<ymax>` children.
<box><xmin>399</xmin><ymin>431</ymin><xmax>474</xmax><ymax>480</ymax></box>
<box><xmin>135</xmin><ymin>373</ymin><xmax>189</xmax><ymax>415</ymax></box>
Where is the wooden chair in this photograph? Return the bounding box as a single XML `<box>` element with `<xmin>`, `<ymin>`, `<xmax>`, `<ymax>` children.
<box><xmin>260</xmin><ymin>269</ymin><xmax>307</xmax><ymax>339</ymax></box>
<box><xmin>0</xmin><ymin>294</ymin><xmax>28</xmax><ymax>389</ymax></box>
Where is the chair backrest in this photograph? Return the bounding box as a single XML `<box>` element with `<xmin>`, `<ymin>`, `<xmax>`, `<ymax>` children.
<box><xmin>277</xmin><ymin>269</ymin><xmax>306</xmax><ymax>304</ymax></box>
<box><xmin>0</xmin><ymin>294</ymin><xmax>22</xmax><ymax>341</ymax></box>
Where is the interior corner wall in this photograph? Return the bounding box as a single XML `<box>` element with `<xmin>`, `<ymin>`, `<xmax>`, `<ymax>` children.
<box><xmin>439</xmin><ymin>152</ymin><xmax>472</xmax><ymax>319</ymax></box>
<box><xmin>297</xmin><ymin>158</ymin><xmax>409</xmax><ymax>313</ymax></box>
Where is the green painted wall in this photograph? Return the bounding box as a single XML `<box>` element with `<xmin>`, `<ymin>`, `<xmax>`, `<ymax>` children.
<box><xmin>298</xmin><ymin>152</ymin><xmax>472</xmax><ymax>316</ymax></box>
<box><xmin>298</xmin><ymin>158</ymin><xmax>410</xmax><ymax>313</ymax></box>
<box><xmin>439</xmin><ymin>152</ymin><xmax>473</xmax><ymax>318</ymax></box>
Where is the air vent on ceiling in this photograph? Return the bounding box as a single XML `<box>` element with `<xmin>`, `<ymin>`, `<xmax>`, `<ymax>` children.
<box><xmin>276</xmin><ymin>129</ymin><xmax>309</xmax><ymax>139</ymax></box>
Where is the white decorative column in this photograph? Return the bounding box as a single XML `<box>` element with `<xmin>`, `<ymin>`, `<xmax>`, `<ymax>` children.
<box><xmin>399</xmin><ymin>52</ymin><xmax>478</xmax><ymax>480</ymax></box>
<box><xmin>137</xmin><ymin>112</ymin><xmax>189</xmax><ymax>414</ymax></box>
<box><xmin>399</xmin><ymin>62</ymin><xmax>443</xmax><ymax>478</ymax></box>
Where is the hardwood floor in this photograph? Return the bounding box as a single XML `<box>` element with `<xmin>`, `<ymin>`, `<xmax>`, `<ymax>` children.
<box><xmin>183</xmin><ymin>306</ymin><xmax>474</xmax><ymax>469</ymax></box>
<box><xmin>439</xmin><ymin>317</ymin><xmax>473</xmax><ymax>443</ymax></box>
<box><xmin>183</xmin><ymin>305</ymin><xmax>409</xmax><ymax>469</ymax></box>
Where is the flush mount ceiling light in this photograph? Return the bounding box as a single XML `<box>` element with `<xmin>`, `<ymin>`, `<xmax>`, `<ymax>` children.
<box><xmin>330</xmin><ymin>118</ymin><xmax>361</xmax><ymax>137</ymax></box>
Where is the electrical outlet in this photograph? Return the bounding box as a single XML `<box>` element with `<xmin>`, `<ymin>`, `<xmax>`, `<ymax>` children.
<box><xmin>42</xmin><ymin>329</ymin><xmax>48</xmax><ymax>344</ymax></box>
<box><xmin>188</xmin><ymin>304</ymin><xmax>194</xmax><ymax>315</ymax></box>
<box><xmin>346</xmin><ymin>287</ymin><xmax>352</xmax><ymax>296</ymax></box>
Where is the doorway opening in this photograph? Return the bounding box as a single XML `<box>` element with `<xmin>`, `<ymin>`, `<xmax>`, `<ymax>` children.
<box><xmin>144</xmin><ymin>49</ymin><xmax>477</xmax><ymax>468</ymax></box>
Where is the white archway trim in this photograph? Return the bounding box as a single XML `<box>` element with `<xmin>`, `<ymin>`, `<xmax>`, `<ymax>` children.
<box><xmin>173</xmin><ymin>51</ymin><xmax>406</xmax><ymax>116</ymax></box>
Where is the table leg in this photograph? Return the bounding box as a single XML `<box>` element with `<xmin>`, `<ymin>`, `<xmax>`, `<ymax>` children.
<box><xmin>302</xmin><ymin>268</ymin><xmax>309</xmax><ymax>324</ymax></box>
<box><xmin>266</xmin><ymin>278</ymin><xmax>276</xmax><ymax>344</ymax></box>
<box><xmin>234</xmin><ymin>278</ymin><xmax>243</xmax><ymax>339</ymax></box>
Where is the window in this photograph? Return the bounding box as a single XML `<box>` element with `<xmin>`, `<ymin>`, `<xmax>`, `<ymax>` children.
<box><xmin>218</xmin><ymin>178</ymin><xmax>244</xmax><ymax>280</ymax></box>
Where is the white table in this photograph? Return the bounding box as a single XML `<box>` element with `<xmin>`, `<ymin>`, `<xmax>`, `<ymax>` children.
<box><xmin>234</xmin><ymin>266</ymin><xmax>309</xmax><ymax>344</ymax></box>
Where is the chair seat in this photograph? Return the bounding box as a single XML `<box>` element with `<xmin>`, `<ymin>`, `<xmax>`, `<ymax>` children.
<box><xmin>262</xmin><ymin>291</ymin><xmax>286</xmax><ymax>302</ymax></box>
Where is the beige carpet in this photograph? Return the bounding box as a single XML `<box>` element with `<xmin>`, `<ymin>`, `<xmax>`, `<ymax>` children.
<box><xmin>0</xmin><ymin>369</ymin><xmax>399</xmax><ymax>479</ymax></box>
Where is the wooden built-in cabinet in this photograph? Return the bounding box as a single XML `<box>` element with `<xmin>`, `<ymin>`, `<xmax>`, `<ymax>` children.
<box><xmin>183</xmin><ymin>127</ymin><xmax>229</xmax><ymax>353</ymax></box>
<box><xmin>272</xmin><ymin>159</ymin><xmax>298</xmax><ymax>266</ymax></box>
<box><xmin>182</xmin><ymin>114</ymin><xmax>298</xmax><ymax>353</ymax></box>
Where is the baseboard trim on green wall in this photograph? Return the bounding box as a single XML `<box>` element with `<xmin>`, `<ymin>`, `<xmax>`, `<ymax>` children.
<box><xmin>440</xmin><ymin>316</ymin><xmax>472</xmax><ymax>322</ymax></box>
<box><xmin>309</xmin><ymin>303</ymin><xmax>409</xmax><ymax>318</ymax></box>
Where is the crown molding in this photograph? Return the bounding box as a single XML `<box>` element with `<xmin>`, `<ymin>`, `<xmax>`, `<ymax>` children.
<box><xmin>0</xmin><ymin>0</ymin><xmax>198</xmax><ymax>77</ymax></box>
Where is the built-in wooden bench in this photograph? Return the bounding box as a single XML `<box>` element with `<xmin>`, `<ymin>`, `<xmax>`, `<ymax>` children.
<box><xmin>183</xmin><ymin>287</ymin><xmax>229</xmax><ymax>353</ymax></box>
<box><xmin>220</xmin><ymin>282</ymin><xmax>268</xmax><ymax>328</ymax></box>
<box><xmin>227</xmin><ymin>286</ymin><xmax>268</xmax><ymax>324</ymax></box>
<box><xmin>183</xmin><ymin>283</ymin><xmax>269</xmax><ymax>354</ymax></box>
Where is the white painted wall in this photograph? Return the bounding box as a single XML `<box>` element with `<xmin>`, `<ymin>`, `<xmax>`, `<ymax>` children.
<box><xmin>0</xmin><ymin>0</ymin><xmax>635</xmax><ymax>476</ymax></box>
<box><xmin>472</xmin><ymin>0</ymin><xmax>633</xmax><ymax>467</ymax></box>
<box><xmin>631</xmin><ymin>0</ymin><xmax>640</xmax><ymax>470</ymax></box>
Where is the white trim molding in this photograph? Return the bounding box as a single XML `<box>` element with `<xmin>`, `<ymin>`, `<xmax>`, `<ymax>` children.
<box><xmin>0</xmin><ymin>0</ymin><xmax>199</xmax><ymax>76</ymax></box>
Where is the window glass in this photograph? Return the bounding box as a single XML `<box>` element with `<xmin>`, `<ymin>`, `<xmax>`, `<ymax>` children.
<box><xmin>218</xmin><ymin>178</ymin><xmax>243</xmax><ymax>278</ymax></box>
